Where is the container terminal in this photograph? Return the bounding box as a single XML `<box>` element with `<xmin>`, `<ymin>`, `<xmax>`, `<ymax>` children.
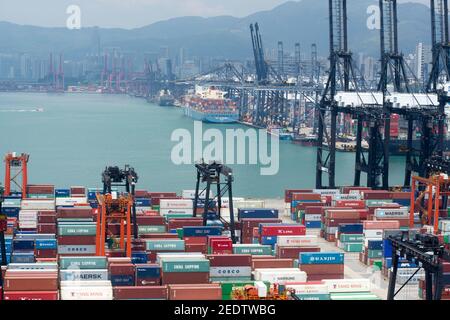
<box><xmin>0</xmin><ymin>153</ymin><xmax>449</xmax><ymax>301</ymax></box>
<box><xmin>1</xmin><ymin>0</ymin><xmax>450</xmax><ymax>302</ymax></box>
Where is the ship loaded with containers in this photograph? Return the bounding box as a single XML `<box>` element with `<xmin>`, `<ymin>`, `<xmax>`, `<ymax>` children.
<box><xmin>182</xmin><ymin>85</ymin><xmax>239</xmax><ymax>123</ymax></box>
<box><xmin>1</xmin><ymin>162</ymin><xmax>449</xmax><ymax>300</ymax></box>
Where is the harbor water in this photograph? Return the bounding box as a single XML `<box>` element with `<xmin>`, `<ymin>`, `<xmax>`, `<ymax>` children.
<box><xmin>0</xmin><ymin>92</ymin><xmax>407</xmax><ymax>197</ymax></box>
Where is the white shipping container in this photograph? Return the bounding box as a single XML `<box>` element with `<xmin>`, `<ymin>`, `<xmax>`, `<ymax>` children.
<box><xmin>254</xmin><ymin>281</ymin><xmax>268</xmax><ymax>298</ymax></box>
<box><xmin>21</xmin><ymin>200</ymin><xmax>55</xmax><ymax>210</ymax></box>
<box><xmin>277</xmin><ymin>235</ymin><xmax>318</xmax><ymax>247</ymax></box>
<box><xmin>233</xmin><ymin>200</ymin><xmax>265</xmax><ymax>209</ymax></box>
<box><xmin>181</xmin><ymin>190</ymin><xmax>213</xmax><ymax>199</ymax></box>
<box><xmin>220</xmin><ymin>197</ymin><xmax>246</xmax><ymax>208</ymax></box>
<box><xmin>7</xmin><ymin>263</ymin><xmax>58</xmax><ymax>270</ymax></box>
<box><xmin>285</xmin><ymin>283</ymin><xmax>328</xmax><ymax>294</ymax></box>
<box><xmin>60</xmin><ymin>280</ymin><xmax>112</xmax><ymax>287</ymax></box>
<box><xmin>323</xmin><ymin>279</ymin><xmax>371</xmax><ymax>293</ymax></box>
<box><xmin>159</xmin><ymin>208</ymin><xmax>194</xmax><ymax>216</ymax></box>
<box><xmin>332</xmin><ymin>194</ymin><xmax>362</xmax><ymax>201</ymax></box>
<box><xmin>19</xmin><ymin>210</ymin><xmax>38</xmax><ymax>221</ymax></box>
<box><xmin>364</xmin><ymin>229</ymin><xmax>384</xmax><ymax>238</ymax></box>
<box><xmin>304</xmin><ymin>214</ymin><xmax>322</xmax><ymax>222</ymax></box>
<box><xmin>375</xmin><ymin>208</ymin><xmax>409</xmax><ymax>219</ymax></box>
<box><xmin>55</xmin><ymin>197</ymin><xmax>88</xmax><ymax>207</ymax></box>
<box><xmin>60</xmin><ymin>286</ymin><xmax>113</xmax><ymax>300</ymax></box>
<box><xmin>439</xmin><ymin>220</ymin><xmax>450</xmax><ymax>232</ymax></box>
<box><xmin>159</xmin><ymin>199</ymin><xmax>193</xmax><ymax>209</ymax></box>
<box><xmin>19</xmin><ymin>221</ymin><xmax>37</xmax><ymax>229</ymax></box>
<box><xmin>135</xmin><ymin>207</ymin><xmax>152</xmax><ymax>213</ymax></box>
<box><xmin>313</xmin><ymin>189</ymin><xmax>340</xmax><ymax>196</ymax></box>
<box><xmin>254</xmin><ymin>269</ymin><xmax>307</xmax><ymax>284</ymax></box>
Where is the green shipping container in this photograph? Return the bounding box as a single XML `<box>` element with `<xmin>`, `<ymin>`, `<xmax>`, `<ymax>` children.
<box><xmin>176</xmin><ymin>228</ymin><xmax>184</xmax><ymax>239</ymax></box>
<box><xmin>138</xmin><ymin>225</ymin><xmax>166</xmax><ymax>235</ymax></box>
<box><xmin>58</xmin><ymin>225</ymin><xmax>97</xmax><ymax>236</ymax></box>
<box><xmin>220</xmin><ymin>281</ymin><xmax>270</xmax><ymax>300</ymax></box>
<box><xmin>59</xmin><ymin>256</ymin><xmax>107</xmax><ymax>269</ymax></box>
<box><xmin>340</xmin><ymin>234</ymin><xmax>364</xmax><ymax>242</ymax></box>
<box><xmin>330</xmin><ymin>292</ymin><xmax>381</xmax><ymax>300</ymax></box>
<box><xmin>146</xmin><ymin>240</ymin><xmax>185</xmax><ymax>251</ymax></box>
<box><xmin>344</xmin><ymin>242</ymin><xmax>364</xmax><ymax>252</ymax></box>
<box><xmin>152</xmin><ymin>205</ymin><xmax>160</xmax><ymax>211</ymax></box>
<box><xmin>162</xmin><ymin>260</ymin><xmax>210</xmax><ymax>273</ymax></box>
<box><xmin>233</xmin><ymin>245</ymin><xmax>272</xmax><ymax>256</ymax></box>
<box><xmin>373</xmin><ymin>260</ymin><xmax>383</xmax><ymax>271</ymax></box>
<box><xmin>368</xmin><ymin>250</ymin><xmax>383</xmax><ymax>259</ymax></box>
<box><xmin>210</xmin><ymin>277</ymin><xmax>252</xmax><ymax>283</ymax></box>
<box><xmin>294</xmin><ymin>293</ymin><xmax>330</xmax><ymax>300</ymax></box>
<box><xmin>28</xmin><ymin>194</ymin><xmax>54</xmax><ymax>199</ymax></box>
<box><xmin>366</xmin><ymin>199</ymin><xmax>393</xmax><ymax>206</ymax></box>
<box><xmin>444</xmin><ymin>234</ymin><xmax>449</xmax><ymax>244</ymax></box>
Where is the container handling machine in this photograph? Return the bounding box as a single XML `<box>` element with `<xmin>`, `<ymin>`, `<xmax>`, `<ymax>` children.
<box><xmin>192</xmin><ymin>161</ymin><xmax>237</xmax><ymax>244</ymax></box>
<box><xmin>387</xmin><ymin>232</ymin><xmax>450</xmax><ymax>300</ymax></box>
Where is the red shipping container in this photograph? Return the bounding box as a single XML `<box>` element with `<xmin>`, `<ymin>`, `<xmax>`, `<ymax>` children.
<box><xmin>168</xmin><ymin>218</ymin><xmax>203</xmax><ymax>230</ymax></box>
<box><xmin>334</xmin><ymin>200</ymin><xmax>366</xmax><ymax>209</ymax></box>
<box><xmin>252</xmin><ymin>258</ymin><xmax>293</xmax><ymax>270</ymax></box>
<box><xmin>37</xmin><ymin>224</ymin><xmax>56</xmax><ymax>234</ymax></box>
<box><xmin>109</xmin><ymin>263</ymin><xmax>135</xmax><ymax>276</ymax></box>
<box><xmin>260</xmin><ymin>225</ymin><xmax>306</xmax><ymax>237</ymax></box>
<box><xmin>362</xmin><ymin>190</ymin><xmax>392</xmax><ymax>200</ymax></box>
<box><xmin>363</xmin><ymin>220</ymin><xmax>400</xmax><ymax>230</ymax></box>
<box><xmin>169</xmin><ymin>284</ymin><xmax>221</xmax><ymax>300</ymax></box>
<box><xmin>135</xmin><ymin>190</ymin><xmax>150</xmax><ymax>198</ymax></box>
<box><xmin>4</xmin><ymin>291</ymin><xmax>58</xmax><ymax>300</ymax></box>
<box><xmin>57</xmin><ymin>236</ymin><xmax>96</xmax><ymax>245</ymax></box>
<box><xmin>113</xmin><ymin>286</ymin><xmax>168</xmax><ymax>300</ymax></box>
<box><xmin>210</xmin><ymin>239</ymin><xmax>233</xmax><ymax>254</ymax></box>
<box><xmin>184</xmin><ymin>237</ymin><xmax>208</xmax><ymax>245</ymax></box>
<box><xmin>304</xmin><ymin>205</ymin><xmax>327</xmax><ymax>214</ymax></box>
<box><xmin>207</xmin><ymin>254</ymin><xmax>252</xmax><ymax>267</ymax></box>
<box><xmin>276</xmin><ymin>246</ymin><xmax>321</xmax><ymax>259</ymax></box>
<box><xmin>161</xmin><ymin>272</ymin><xmax>209</xmax><ymax>285</ymax></box>
<box><xmin>299</xmin><ymin>264</ymin><xmax>344</xmax><ymax>274</ymax></box>
<box><xmin>292</xmin><ymin>193</ymin><xmax>321</xmax><ymax>201</ymax></box>
<box><xmin>35</xmin><ymin>249</ymin><xmax>57</xmax><ymax>259</ymax></box>
<box><xmin>185</xmin><ymin>243</ymin><xmax>207</xmax><ymax>253</ymax></box>
<box><xmin>57</xmin><ymin>207</ymin><xmax>92</xmax><ymax>218</ymax></box>
<box><xmin>307</xmin><ymin>274</ymin><xmax>345</xmax><ymax>281</ymax></box>
<box><xmin>137</xmin><ymin>216</ymin><xmax>166</xmax><ymax>226</ymax></box>
<box><xmin>285</xmin><ymin>189</ymin><xmax>313</xmax><ymax>203</ymax></box>
<box><xmin>326</xmin><ymin>210</ymin><xmax>367</xmax><ymax>219</ymax></box>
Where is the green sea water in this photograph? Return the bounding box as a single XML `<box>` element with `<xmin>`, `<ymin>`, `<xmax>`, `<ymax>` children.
<box><xmin>0</xmin><ymin>92</ymin><xmax>406</xmax><ymax>198</ymax></box>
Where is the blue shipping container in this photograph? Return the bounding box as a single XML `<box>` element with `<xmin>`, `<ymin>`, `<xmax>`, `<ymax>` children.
<box><xmin>183</xmin><ymin>226</ymin><xmax>222</xmax><ymax>237</ymax></box>
<box><xmin>110</xmin><ymin>275</ymin><xmax>135</xmax><ymax>286</ymax></box>
<box><xmin>368</xmin><ymin>240</ymin><xmax>383</xmax><ymax>250</ymax></box>
<box><xmin>35</xmin><ymin>239</ymin><xmax>58</xmax><ymax>250</ymax></box>
<box><xmin>338</xmin><ymin>224</ymin><xmax>364</xmax><ymax>234</ymax></box>
<box><xmin>135</xmin><ymin>198</ymin><xmax>151</xmax><ymax>207</ymax></box>
<box><xmin>131</xmin><ymin>252</ymin><xmax>148</xmax><ymax>264</ymax></box>
<box><xmin>300</xmin><ymin>252</ymin><xmax>345</xmax><ymax>265</ymax></box>
<box><xmin>2</xmin><ymin>207</ymin><xmax>20</xmax><ymax>217</ymax></box>
<box><xmin>11</xmin><ymin>252</ymin><xmax>35</xmax><ymax>263</ymax></box>
<box><xmin>238</xmin><ymin>209</ymin><xmax>279</xmax><ymax>220</ymax></box>
<box><xmin>382</xmin><ymin>239</ymin><xmax>393</xmax><ymax>258</ymax></box>
<box><xmin>13</xmin><ymin>240</ymin><xmax>35</xmax><ymax>250</ymax></box>
<box><xmin>135</xmin><ymin>265</ymin><xmax>161</xmax><ymax>278</ymax></box>
<box><xmin>305</xmin><ymin>221</ymin><xmax>322</xmax><ymax>229</ymax></box>
<box><xmin>55</xmin><ymin>189</ymin><xmax>71</xmax><ymax>197</ymax></box>
<box><xmin>260</xmin><ymin>236</ymin><xmax>277</xmax><ymax>246</ymax></box>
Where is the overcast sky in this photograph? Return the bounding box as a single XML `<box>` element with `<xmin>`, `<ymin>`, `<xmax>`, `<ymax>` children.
<box><xmin>0</xmin><ymin>0</ymin><xmax>431</xmax><ymax>29</ymax></box>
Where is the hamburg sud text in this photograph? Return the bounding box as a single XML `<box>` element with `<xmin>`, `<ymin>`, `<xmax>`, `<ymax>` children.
<box><xmin>173</xmin><ymin>303</ymin><xmax>277</xmax><ymax>319</ymax></box>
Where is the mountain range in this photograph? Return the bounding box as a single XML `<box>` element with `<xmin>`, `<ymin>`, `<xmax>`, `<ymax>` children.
<box><xmin>0</xmin><ymin>0</ymin><xmax>431</xmax><ymax>60</ymax></box>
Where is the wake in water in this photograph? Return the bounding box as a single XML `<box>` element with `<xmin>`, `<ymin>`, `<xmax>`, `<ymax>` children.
<box><xmin>0</xmin><ymin>107</ymin><xmax>44</xmax><ymax>113</ymax></box>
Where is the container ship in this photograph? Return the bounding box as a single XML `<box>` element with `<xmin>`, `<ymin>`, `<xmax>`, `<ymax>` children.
<box><xmin>182</xmin><ymin>86</ymin><xmax>239</xmax><ymax>123</ymax></box>
<box><xmin>157</xmin><ymin>89</ymin><xmax>175</xmax><ymax>107</ymax></box>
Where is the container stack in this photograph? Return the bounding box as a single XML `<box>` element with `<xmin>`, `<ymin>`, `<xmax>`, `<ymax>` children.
<box><xmin>137</xmin><ymin>215</ymin><xmax>167</xmax><ymax>236</ymax></box>
<box><xmin>108</xmin><ymin>257</ymin><xmax>136</xmax><ymax>287</ymax></box>
<box><xmin>258</xmin><ymin>223</ymin><xmax>306</xmax><ymax>249</ymax></box>
<box><xmin>303</xmin><ymin>206</ymin><xmax>324</xmax><ymax>229</ymax></box>
<box><xmin>3</xmin><ymin>263</ymin><xmax>59</xmax><ymax>300</ymax></box>
<box><xmin>276</xmin><ymin>235</ymin><xmax>320</xmax><ymax>260</ymax></box>
<box><xmin>59</xmin><ymin>256</ymin><xmax>113</xmax><ymax>300</ymax></box>
<box><xmin>135</xmin><ymin>263</ymin><xmax>161</xmax><ymax>286</ymax></box>
<box><xmin>37</xmin><ymin>210</ymin><xmax>57</xmax><ymax>234</ymax></box>
<box><xmin>159</xmin><ymin>199</ymin><xmax>193</xmax><ymax>218</ymax></box>
<box><xmin>11</xmin><ymin>235</ymin><xmax>35</xmax><ymax>263</ymax></box>
<box><xmin>26</xmin><ymin>185</ymin><xmax>55</xmax><ymax>199</ymax></box>
<box><xmin>326</xmin><ymin>279</ymin><xmax>380</xmax><ymax>300</ymax></box>
<box><xmin>1</xmin><ymin>196</ymin><xmax>21</xmax><ymax>219</ymax></box>
<box><xmin>240</xmin><ymin>218</ymin><xmax>281</xmax><ymax>244</ymax></box>
<box><xmin>336</xmin><ymin>224</ymin><xmax>364</xmax><ymax>252</ymax></box>
<box><xmin>182</xmin><ymin>226</ymin><xmax>222</xmax><ymax>254</ymax></box>
<box><xmin>360</xmin><ymin>220</ymin><xmax>400</xmax><ymax>267</ymax></box>
<box><xmin>158</xmin><ymin>253</ymin><xmax>210</xmax><ymax>285</ymax></box>
<box><xmin>207</xmin><ymin>254</ymin><xmax>252</xmax><ymax>282</ymax></box>
<box><xmin>207</xmin><ymin>236</ymin><xmax>232</xmax><ymax>255</ymax></box>
<box><xmin>290</xmin><ymin>193</ymin><xmax>322</xmax><ymax>222</ymax></box>
<box><xmin>56</xmin><ymin>207</ymin><xmax>96</xmax><ymax>256</ymax></box>
<box><xmin>146</xmin><ymin>239</ymin><xmax>185</xmax><ymax>262</ymax></box>
<box><xmin>135</xmin><ymin>197</ymin><xmax>152</xmax><ymax>214</ymax></box>
<box><xmin>298</xmin><ymin>252</ymin><xmax>345</xmax><ymax>281</ymax></box>
<box><xmin>323</xmin><ymin>209</ymin><xmax>367</xmax><ymax>242</ymax></box>
<box><xmin>374</xmin><ymin>207</ymin><xmax>410</xmax><ymax>228</ymax></box>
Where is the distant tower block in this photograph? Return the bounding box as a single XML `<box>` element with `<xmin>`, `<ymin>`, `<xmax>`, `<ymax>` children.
<box><xmin>4</xmin><ymin>152</ymin><xmax>29</xmax><ymax>199</ymax></box>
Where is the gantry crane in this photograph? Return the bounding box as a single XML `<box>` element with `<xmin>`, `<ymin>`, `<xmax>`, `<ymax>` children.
<box><xmin>102</xmin><ymin>165</ymin><xmax>138</xmax><ymax>238</ymax></box>
<box><xmin>95</xmin><ymin>193</ymin><xmax>133</xmax><ymax>257</ymax></box>
<box><xmin>0</xmin><ymin>185</ymin><xmax>6</xmax><ymax>293</ymax></box>
<box><xmin>4</xmin><ymin>152</ymin><xmax>29</xmax><ymax>199</ymax></box>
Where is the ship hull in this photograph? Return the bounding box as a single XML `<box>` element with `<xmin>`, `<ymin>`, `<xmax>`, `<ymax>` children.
<box><xmin>183</xmin><ymin>107</ymin><xmax>239</xmax><ymax>124</ymax></box>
